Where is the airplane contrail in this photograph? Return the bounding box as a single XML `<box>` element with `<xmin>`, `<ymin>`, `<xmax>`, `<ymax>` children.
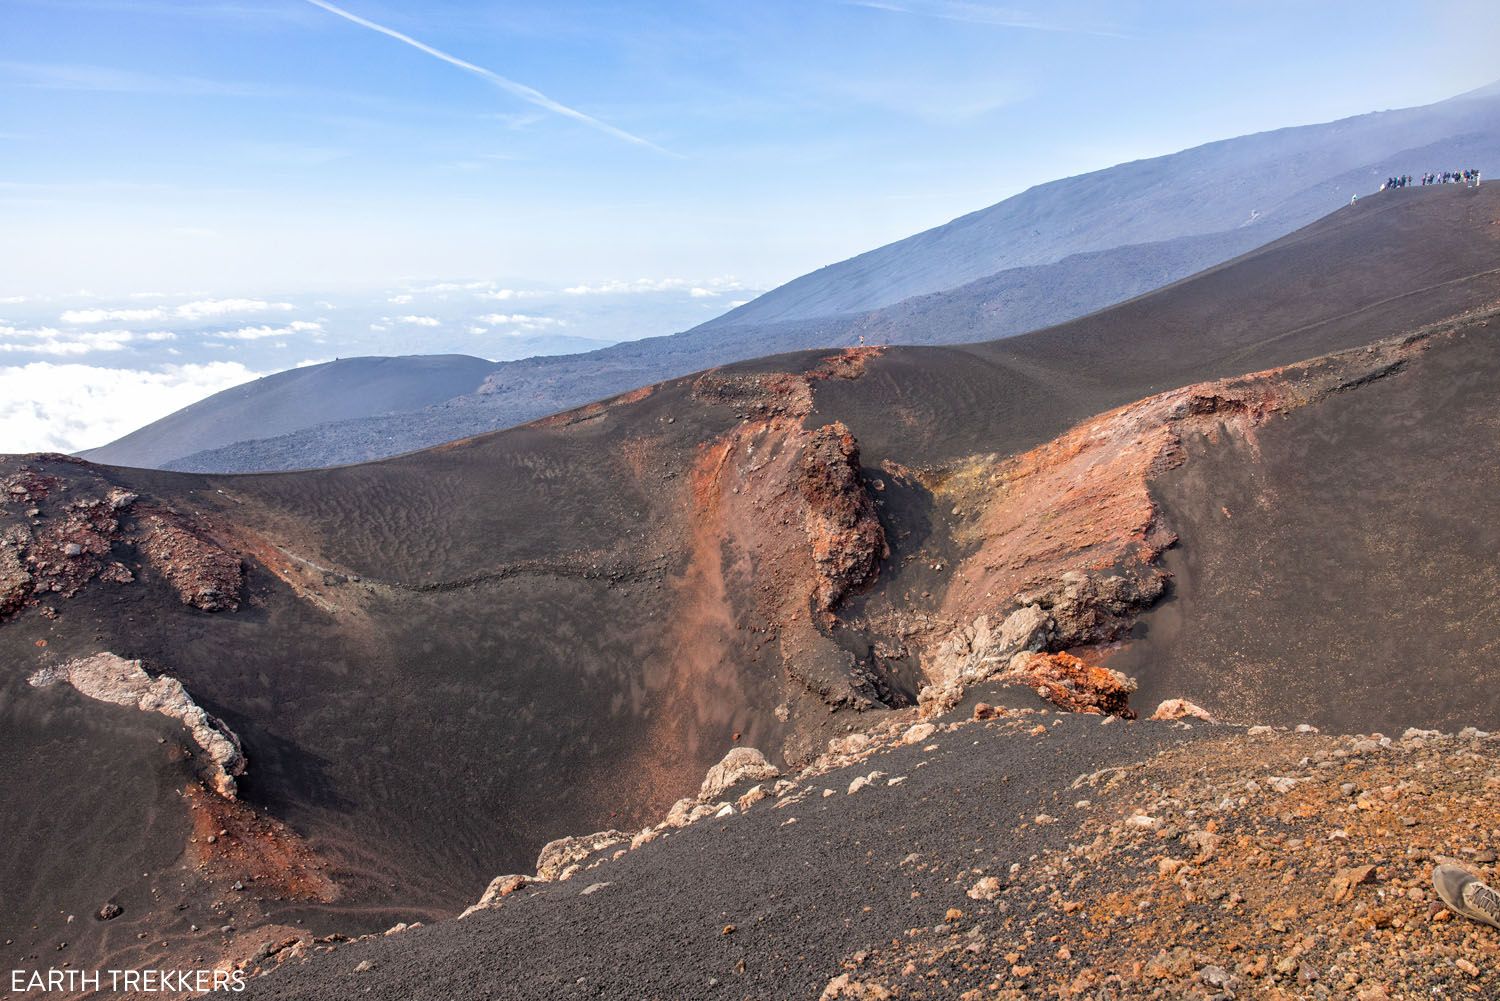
<box><xmin>302</xmin><ymin>0</ymin><xmax>675</xmax><ymax>155</ymax></box>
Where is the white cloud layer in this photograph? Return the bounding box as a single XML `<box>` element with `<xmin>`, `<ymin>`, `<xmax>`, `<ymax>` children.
<box><xmin>474</xmin><ymin>313</ymin><xmax>563</xmax><ymax>331</ymax></box>
<box><xmin>216</xmin><ymin>320</ymin><xmax>323</xmax><ymax>341</ymax></box>
<box><xmin>562</xmin><ymin>276</ymin><xmax>745</xmax><ymax>296</ymax></box>
<box><xmin>60</xmin><ymin>299</ymin><xmax>297</xmax><ymax>324</ymax></box>
<box><xmin>0</xmin><ymin>361</ymin><xmax>260</xmax><ymax>453</ymax></box>
<box><xmin>59</xmin><ymin>307</ymin><xmax>167</xmax><ymax>324</ymax></box>
<box><xmin>0</xmin><ymin>324</ymin><xmax>177</xmax><ymax>356</ymax></box>
<box><xmin>174</xmin><ymin>298</ymin><xmax>297</xmax><ymax>321</ymax></box>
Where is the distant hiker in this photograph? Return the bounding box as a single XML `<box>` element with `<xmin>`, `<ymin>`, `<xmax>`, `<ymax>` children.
<box><xmin>1433</xmin><ymin>862</ymin><xmax>1500</xmax><ymax>930</ymax></box>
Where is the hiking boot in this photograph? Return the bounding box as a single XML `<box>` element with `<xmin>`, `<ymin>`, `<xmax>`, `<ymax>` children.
<box><xmin>1433</xmin><ymin>863</ymin><xmax>1500</xmax><ymax>930</ymax></box>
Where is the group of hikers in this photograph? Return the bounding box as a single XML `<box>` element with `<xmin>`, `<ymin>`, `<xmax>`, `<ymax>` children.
<box><xmin>1352</xmin><ymin>168</ymin><xmax>1483</xmax><ymax>203</ymax></box>
<box><xmin>1382</xmin><ymin>169</ymin><xmax>1482</xmax><ymax>189</ymax></box>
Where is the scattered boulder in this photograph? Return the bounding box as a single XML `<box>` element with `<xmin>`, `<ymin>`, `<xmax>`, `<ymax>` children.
<box><xmin>458</xmin><ymin>874</ymin><xmax>527</xmax><ymax>918</ymax></box>
<box><xmin>0</xmin><ymin>535</ymin><xmax>32</xmax><ymax>617</ymax></box>
<box><xmin>535</xmin><ymin>830</ymin><xmax>630</xmax><ymax>882</ymax></box>
<box><xmin>901</xmin><ymin>723</ymin><xmax>937</xmax><ymax>745</ymax></box>
<box><xmin>1151</xmin><ymin>698</ymin><xmax>1215</xmax><ymax>722</ymax></box>
<box><xmin>699</xmin><ymin>747</ymin><xmax>780</xmax><ymax>800</ymax></box>
<box><xmin>828</xmin><ymin>733</ymin><xmax>871</xmax><ymax>756</ymax></box>
<box><xmin>821</xmin><ymin>973</ymin><xmax>893</xmax><ymax>1000</ymax></box>
<box><xmin>736</xmin><ymin>785</ymin><xmax>771</xmax><ymax>812</ymax></box>
<box><xmin>662</xmin><ymin>798</ymin><xmax>698</xmax><ymax>829</ymax></box>
<box><xmin>95</xmin><ymin>902</ymin><xmax>123</xmax><ymax>921</ymax></box>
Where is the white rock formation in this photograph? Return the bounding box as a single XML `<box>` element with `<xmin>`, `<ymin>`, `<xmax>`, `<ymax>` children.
<box><xmin>29</xmin><ymin>652</ymin><xmax>245</xmax><ymax>798</ymax></box>
<box><xmin>698</xmin><ymin>746</ymin><xmax>780</xmax><ymax>800</ymax></box>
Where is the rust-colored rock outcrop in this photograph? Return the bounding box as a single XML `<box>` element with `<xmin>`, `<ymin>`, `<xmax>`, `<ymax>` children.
<box><xmin>917</xmin><ymin>331</ymin><xmax>1437</xmax><ymax>713</ymax></box>
<box><xmin>0</xmin><ymin>457</ymin><xmax>245</xmax><ymax>620</ymax></box>
<box><xmin>1003</xmin><ymin>650</ymin><xmax>1138</xmax><ymax>717</ymax></box>
<box><xmin>139</xmin><ymin>513</ymin><xmax>244</xmax><ymax>611</ymax></box>
<box><xmin>797</xmin><ymin>422</ymin><xmax>887</xmax><ymax>612</ymax></box>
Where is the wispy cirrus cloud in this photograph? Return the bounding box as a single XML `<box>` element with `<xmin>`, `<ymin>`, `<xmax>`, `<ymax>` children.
<box><xmin>299</xmin><ymin>0</ymin><xmax>678</xmax><ymax>155</ymax></box>
<box><xmin>840</xmin><ymin>0</ymin><xmax>1130</xmax><ymax>38</ymax></box>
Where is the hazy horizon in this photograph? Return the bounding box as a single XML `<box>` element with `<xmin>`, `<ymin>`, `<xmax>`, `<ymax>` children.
<box><xmin>4</xmin><ymin>0</ymin><xmax>1500</xmax><ymax>453</ymax></box>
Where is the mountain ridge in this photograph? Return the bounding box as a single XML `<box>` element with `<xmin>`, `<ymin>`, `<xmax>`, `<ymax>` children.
<box><xmin>4</xmin><ymin>186</ymin><xmax>1500</xmax><ymax>991</ymax></box>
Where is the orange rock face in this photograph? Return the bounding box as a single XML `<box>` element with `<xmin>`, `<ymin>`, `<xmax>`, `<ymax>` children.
<box><xmin>1004</xmin><ymin>651</ymin><xmax>1138</xmax><ymax>717</ymax></box>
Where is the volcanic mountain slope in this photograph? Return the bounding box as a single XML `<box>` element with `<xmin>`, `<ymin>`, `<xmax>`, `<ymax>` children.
<box><xmin>710</xmin><ymin>80</ymin><xmax>1500</xmax><ymax>327</ymax></box>
<box><xmin>2</xmin><ymin>185</ymin><xmax>1499</xmax><ymax>993</ymax></box>
<box><xmin>80</xmin><ymin>354</ymin><xmax>496</xmax><ymax>470</ymax></box>
<box><xmin>162</xmin><ymin>228</ymin><xmax>1266</xmax><ymax>473</ymax></box>
<box><xmin>143</xmin><ymin>83</ymin><xmax>1500</xmax><ymax>473</ymax></box>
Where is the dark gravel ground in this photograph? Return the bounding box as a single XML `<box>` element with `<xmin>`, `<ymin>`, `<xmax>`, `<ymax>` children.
<box><xmin>244</xmin><ymin>714</ymin><xmax>1201</xmax><ymax>1001</ymax></box>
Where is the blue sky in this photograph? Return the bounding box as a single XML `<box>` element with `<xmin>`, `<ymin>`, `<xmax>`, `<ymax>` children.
<box><xmin>6</xmin><ymin>0</ymin><xmax>1499</xmax><ymax>297</ymax></box>
<box><xmin>1</xmin><ymin>0</ymin><xmax>1498</xmax><ymax>452</ymax></box>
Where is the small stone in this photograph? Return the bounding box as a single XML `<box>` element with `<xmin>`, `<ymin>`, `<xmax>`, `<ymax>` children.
<box><xmin>968</xmin><ymin>876</ymin><xmax>1003</xmax><ymax>901</ymax></box>
<box><xmin>353</xmin><ymin>960</ymin><xmax>373</xmax><ymax>973</ymax></box>
<box><xmin>1326</xmin><ymin>864</ymin><xmax>1376</xmax><ymax>904</ymax></box>
<box><xmin>1201</xmin><ymin>965</ymin><xmax>1232</xmax><ymax>988</ymax></box>
<box><xmin>95</xmin><ymin>902</ymin><xmax>123</xmax><ymax>921</ymax></box>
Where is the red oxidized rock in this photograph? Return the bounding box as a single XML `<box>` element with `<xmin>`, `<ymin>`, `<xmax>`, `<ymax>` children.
<box><xmin>1005</xmin><ymin>651</ymin><xmax>1138</xmax><ymax>718</ymax></box>
<box><xmin>796</xmin><ymin>422</ymin><xmax>887</xmax><ymax>611</ymax></box>
<box><xmin>139</xmin><ymin>514</ymin><xmax>244</xmax><ymax>611</ymax></box>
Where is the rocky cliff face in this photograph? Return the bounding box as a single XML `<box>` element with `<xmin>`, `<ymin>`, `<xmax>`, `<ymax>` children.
<box><xmin>903</xmin><ymin>326</ymin><xmax>1447</xmax><ymax>717</ymax></box>
<box><xmin>797</xmin><ymin>422</ymin><xmax>887</xmax><ymax>613</ymax></box>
